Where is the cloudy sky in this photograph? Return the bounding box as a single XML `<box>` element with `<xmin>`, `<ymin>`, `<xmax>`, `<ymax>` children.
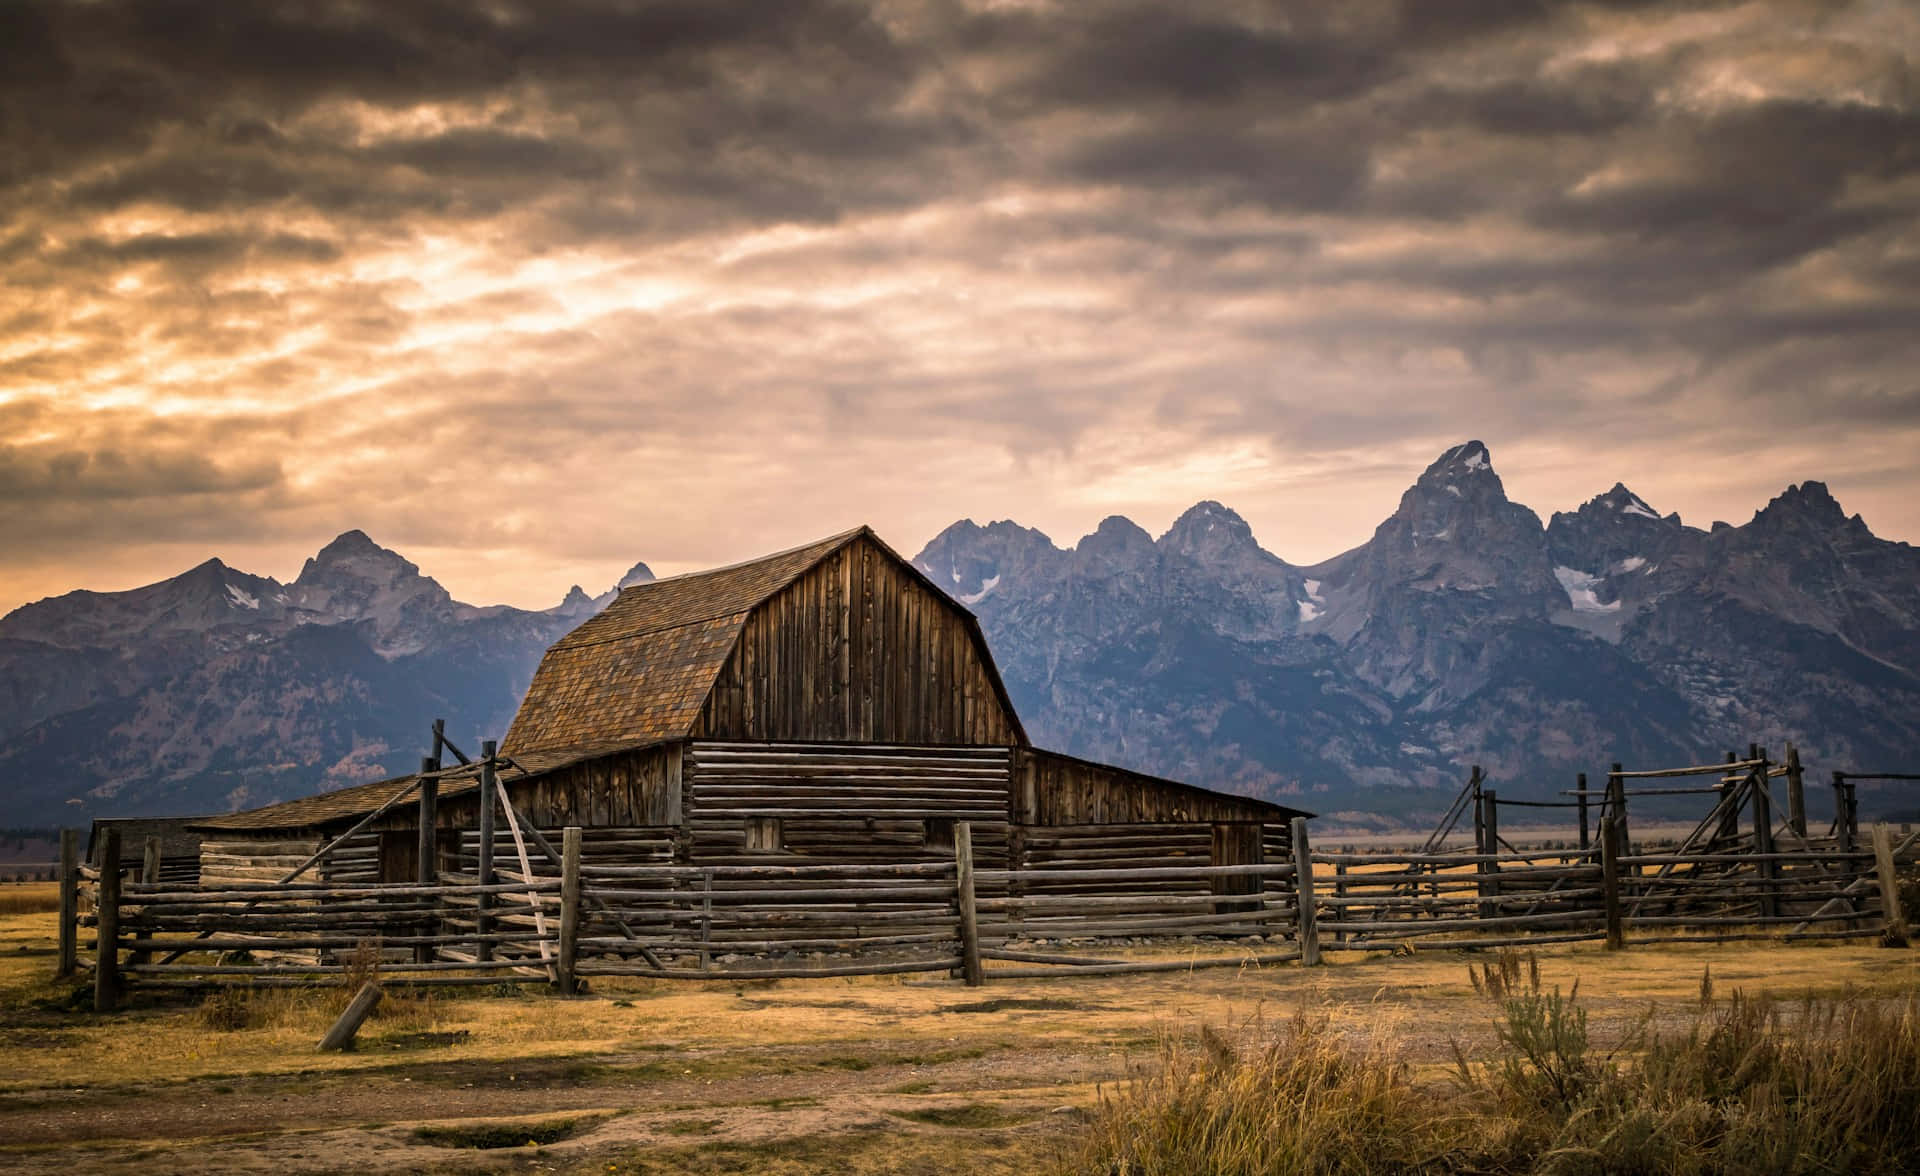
<box><xmin>3</xmin><ymin>0</ymin><xmax>1916</xmax><ymax>614</ymax></box>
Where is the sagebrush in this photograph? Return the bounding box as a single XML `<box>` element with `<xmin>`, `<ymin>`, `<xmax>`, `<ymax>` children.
<box><xmin>1067</xmin><ymin>950</ymin><xmax>1920</xmax><ymax>1175</ymax></box>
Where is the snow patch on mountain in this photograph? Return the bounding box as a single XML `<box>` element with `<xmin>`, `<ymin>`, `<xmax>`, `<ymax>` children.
<box><xmin>225</xmin><ymin>584</ymin><xmax>260</xmax><ymax>610</ymax></box>
<box><xmin>959</xmin><ymin>574</ymin><xmax>1001</xmax><ymax>606</ymax></box>
<box><xmin>1554</xmin><ymin>566</ymin><xmax>1620</xmax><ymax>613</ymax></box>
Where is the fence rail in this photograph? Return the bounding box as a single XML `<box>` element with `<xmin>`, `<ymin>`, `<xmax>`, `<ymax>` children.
<box><xmin>59</xmin><ymin>816</ymin><xmax>1917</xmax><ymax>1009</ymax></box>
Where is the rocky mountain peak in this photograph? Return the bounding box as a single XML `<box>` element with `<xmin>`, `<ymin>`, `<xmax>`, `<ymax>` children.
<box><xmin>913</xmin><ymin>519</ymin><xmax>1062</xmax><ymax>606</ymax></box>
<box><xmin>616</xmin><ymin>561</ymin><xmax>656</xmax><ymax>589</ymax></box>
<box><xmin>298</xmin><ymin>530</ymin><xmax>414</xmax><ymax>583</ymax></box>
<box><xmin>1078</xmin><ymin>515</ymin><xmax>1156</xmax><ymax>562</ymax></box>
<box><xmin>1415</xmin><ymin>440</ymin><xmax>1500</xmax><ymax>493</ymax></box>
<box><xmin>1592</xmin><ymin>483</ymin><xmax>1667</xmax><ymax>521</ymax></box>
<box><xmin>1394</xmin><ymin>441</ymin><xmax>1521</xmax><ymax>532</ymax></box>
<box><xmin>288</xmin><ymin>530</ymin><xmax>454</xmax><ymax>655</ymax></box>
<box><xmin>1753</xmin><ymin>481</ymin><xmax>1848</xmax><ymax>528</ymax></box>
<box><xmin>1159</xmin><ymin>501</ymin><xmax>1264</xmax><ymax>560</ymax></box>
<box><xmin>589</xmin><ymin>561</ymin><xmax>659</xmax><ymax>610</ymax></box>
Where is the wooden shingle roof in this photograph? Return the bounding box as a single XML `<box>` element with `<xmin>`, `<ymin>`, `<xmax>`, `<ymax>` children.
<box><xmin>190</xmin><ymin>742</ymin><xmax>656</xmax><ymax>832</ymax></box>
<box><xmin>502</xmin><ymin>528</ymin><xmax>868</xmax><ymax>755</ymax></box>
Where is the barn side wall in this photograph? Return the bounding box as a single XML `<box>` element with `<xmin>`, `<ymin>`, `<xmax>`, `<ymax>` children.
<box><xmin>1011</xmin><ymin>748</ymin><xmax>1294</xmax><ymax>883</ymax></box>
<box><xmin>197</xmin><ymin>831</ymin><xmax>378</xmax><ymax>887</ymax></box>
<box><xmin>682</xmin><ymin>741</ymin><xmax>1013</xmax><ymax>867</ymax></box>
<box><xmin>697</xmin><ymin>536</ymin><xmax>1020</xmax><ymax>746</ymax></box>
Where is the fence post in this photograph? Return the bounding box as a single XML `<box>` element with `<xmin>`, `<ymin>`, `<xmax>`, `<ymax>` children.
<box><xmin>953</xmin><ymin>821</ymin><xmax>983</xmax><ymax>986</ymax></box>
<box><xmin>1834</xmin><ymin>773</ymin><xmax>1856</xmax><ymax>852</ymax></box>
<box><xmin>1751</xmin><ymin>753</ymin><xmax>1779</xmax><ymax>919</ymax></box>
<box><xmin>1576</xmin><ymin>773</ymin><xmax>1590</xmax><ymax>852</ymax></box>
<box><xmin>57</xmin><ymin>829</ymin><xmax>79</xmax><ymax>979</ymax></box>
<box><xmin>1481</xmin><ymin>790</ymin><xmax>1501</xmax><ymax>917</ymax></box>
<box><xmin>1607</xmin><ymin>763</ymin><xmax>1629</xmax><ymax>865</ymax></box>
<box><xmin>416</xmin><ymin>756</ymin><xmax>439</xmax><ymax>966</ymax></box>
<box><xmin>699</xmin><ymin>868</ymin><xmax>713</xmax><ymax>972</ymax></box>
<box><xmin>126</xmin><ymin>835</ymin><xmax>162</xmax><ymax>969</ymax></box>
<box><xmin>141</xmin><ymin>835</ymin><xmax>162</xmax><ymax>885</ymax></box>
<box><xmin>1872</xmin><ymin>823</ymin><xmax>1910</xmax><ymax>948</ymax></box>
<box><xmin>557</xmin><ymin>826</ymin><xmax>581</xmax><ymax>994</ymax></box>
<box><xmin>1471</xmin><ymin>770</ymin><xmax>1486</xmax><ymax>856</ymax></box>
<box><xmin>1333</xmin><ymin>862</ymin><xmax>1348</xmax><ymax>946</ymax></box>
<box><xmin>1600</xmin><ymin>817</ymin><xmax>1625</xmax><ymax>951</ymax></box>
<box><xmin>94</xmin><ymin>828</ymin><xmax>121</xmax><ymax>1012</ymax></box>
<box><xmin>1785</xmin><ymin>744</ymin><xmax>1807</xmax><ymax>838</ymax></box>
<box><xmin>476</xmin><ymin>739</ymin><xmax>496</xmax><ymax>962</ymax></box>
<box><xmin>1290</xmin><ymin>817</ymin><xmax>1320</xmax><ymax>966</ymax></box>
<box><xmin>1716</xmin><ymin>752</ymin><xmax>1742</xmax><ymax>846</ymax></box>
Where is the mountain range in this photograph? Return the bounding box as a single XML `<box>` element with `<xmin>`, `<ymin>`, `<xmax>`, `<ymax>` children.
<box><xmin>4</xmin><ymin>442</ymin><xmax>1917</xmax><ymax>827</ymax></box>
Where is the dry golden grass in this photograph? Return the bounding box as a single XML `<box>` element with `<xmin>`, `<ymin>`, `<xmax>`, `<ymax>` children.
<box><xmin>1</xmin><ymin>903</ymin><xmax>1916</xmax><ymax>1175</ymax></box>
<box><xmin>0</xmin><ymin>882</ymin><xmax>59</xmax><ymax>916</ymax></box>
<box><xmin>1069</xmin><ymin>951</ymin><xmax>1920</xmax><ymax>1175</ymax></box>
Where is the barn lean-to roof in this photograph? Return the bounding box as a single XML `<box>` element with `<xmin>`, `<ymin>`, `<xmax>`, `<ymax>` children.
<box><xmin>188</xmin><ymin>741</ymin><xmax>657</xmax><ymax>832</ymax></box>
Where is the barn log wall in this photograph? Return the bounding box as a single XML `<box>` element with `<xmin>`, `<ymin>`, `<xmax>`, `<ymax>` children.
<box><xmin>198</xmin><ymin>832</ymin><xmax>379</xmax><ymax>887</ymax></box>
<box><xmin>684</xmin><ymin>742</ymin><xmax>1013</xmax><ymax>867</ymax></box>
<box><xmin>697</xmin><ymin>536</ymin><xmax>1020</xmax><ymax>746</ymax></box>
<box><xmin>1012</xmin><ymin>749</ymin><xmax>1291</xmax><ymax>898</ymax></box>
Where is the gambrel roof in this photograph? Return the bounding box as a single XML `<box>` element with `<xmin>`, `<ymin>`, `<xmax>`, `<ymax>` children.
<box><xmin>501</xmin><ymin>526</ymin><xmax>1026</xmax><ymax>755</ymax></box>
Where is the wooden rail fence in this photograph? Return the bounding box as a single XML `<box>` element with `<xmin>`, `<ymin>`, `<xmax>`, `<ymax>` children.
<box><xmin>62</xmin><ymin>816</ymin><xmax>1916</xmax><ymax>1009</ymax></box>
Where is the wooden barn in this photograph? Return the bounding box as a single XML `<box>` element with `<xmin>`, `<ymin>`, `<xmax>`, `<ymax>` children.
<box><xmin>189</xmin><ymin>528</ymin><xmax>1305</xmax><ymax>889</ymax></box>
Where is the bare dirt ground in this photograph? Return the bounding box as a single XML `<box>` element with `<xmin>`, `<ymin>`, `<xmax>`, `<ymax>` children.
<box><xmin>2</xmin><ymin>886</ymin><xmax>1915</xmax><ymax>1175</ymax></box>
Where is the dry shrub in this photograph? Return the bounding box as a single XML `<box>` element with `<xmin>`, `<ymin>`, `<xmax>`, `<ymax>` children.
<box><xmin>191</xmin><ymin>939</ymin><xmax>439</xmax><ymax>1035</ymax></box>
<box><xmin>1065</xmin><ymin>1010</ymin><xmax>1460</xmax><ymax>1175</ymax></box>
<box><xmin>1066</xmin><ymin>962</ymin><xmax>1920</xmax><ymax>1176</ymax></box>
<box><xmin>196</xmin><ymin>986</ymin><xmax>327</xmax><ymax>1032</ymax></box>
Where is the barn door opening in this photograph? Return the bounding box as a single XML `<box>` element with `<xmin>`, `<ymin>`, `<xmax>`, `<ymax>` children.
<box><xmin>1210</xmin><ymin>823</ymin><xmax>1263</xmax><ymax>920</ymax></box>
<box><xmin>378</xmin><ymin>829</ymin><xmax>418</xmax><ymax>883</ymax></box>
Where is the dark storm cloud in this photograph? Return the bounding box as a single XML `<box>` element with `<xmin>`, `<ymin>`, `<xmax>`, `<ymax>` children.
<box><xmin>0</xmin><ymin>445</ymin><xmax>283</xmax><ymax>504</ymax></box>
<box><xmin>2</xmin><ymin>0</ymin><xmax>1917</xmax><ymax>610</ymax></box>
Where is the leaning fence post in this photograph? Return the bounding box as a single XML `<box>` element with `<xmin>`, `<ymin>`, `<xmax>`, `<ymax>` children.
<box><xmin>319</xmin><ymin>982</ymin><xmax>383</xmax><ymax>1051</ymax></box>
<box><xmin>1872</xmin><ymin>823</ymin><xmax>1910</xmax><ymax>948</ymax></box>
<box><xmin>1600</xmin><ymin>817</ymin><xmax>1625</xmax><ymax>951</ymax></box>
<box><xmin>1576</xmin><ymin>773</ymin><xmax>1590</xmax><ymax>852</ymax></box>
<box><xmin>557</xmin><ymin>826</ymin><xmax>582</xmax><ymax>994</ymax></box>
<box><xmin>1290</xmin><ymin>817</ymin><xmax>1321</xmax><ymax>966</ymax></box>
<box><xmin>953</xmin><ymin>821</ymin><xmax>983</xmax><ymax>986</ymax></box>
<box><xmin>94</xmin><ymin>828</ymin><xmax>122</xmax><ymax>1012</ymax></box>
<box><xmin>57</xmin><ymin>829</ymin><xmax>79</xmax><ymax>979</ymax></box>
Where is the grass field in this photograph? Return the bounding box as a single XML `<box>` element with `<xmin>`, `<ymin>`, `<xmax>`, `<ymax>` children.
<box><xmin>1</xmin><ymin>888</ymin><xmax>1915</xmax><ymax>1174</ymax></box>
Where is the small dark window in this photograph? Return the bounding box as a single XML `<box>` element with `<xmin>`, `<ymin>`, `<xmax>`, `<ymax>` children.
<box><xmin>744</xmin><ymin>816</ymin><xmax>784</xmax><ymax>853</ymax></box>
<box><xmin>923</xmin><ymin>818</ymin><xmax>955</xmax><ymax>853</ymax></box>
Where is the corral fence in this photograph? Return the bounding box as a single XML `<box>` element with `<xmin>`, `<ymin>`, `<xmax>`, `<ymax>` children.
<box><xmin>58</xmin><ymin>812</ymin><xmax>1917</xmax><ymax>1010</ymax></box>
